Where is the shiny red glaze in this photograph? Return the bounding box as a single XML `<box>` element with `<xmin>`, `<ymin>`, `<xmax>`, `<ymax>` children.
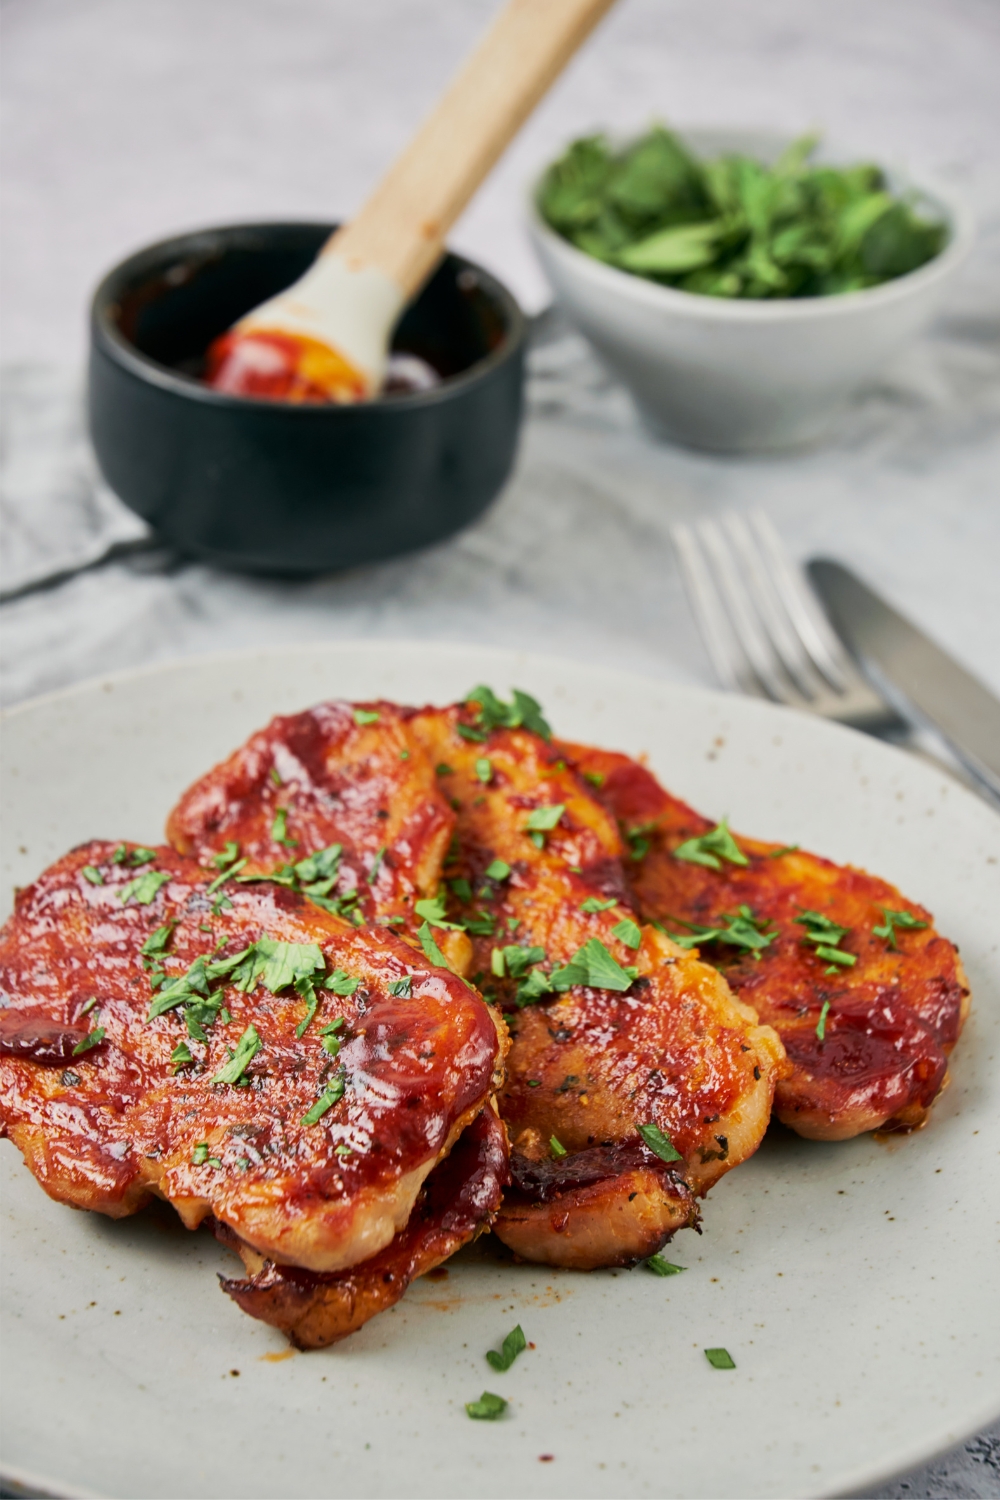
<box><xmin>0</xmin><ymin>841</ymin><xmax>500</xmax><ymax>1265</ymax></box>
<box><xmin>217</xmin><ymin>1105</ymin><xmax>509</xmax><ymax>1347</ymax></box>
<box><xmin>167</xmin><ymin>701</ymin><xmax>455</xmax><ymax>927</ymax></box>
<box><xmin>560</xmin><ymin>741</ymin><xmax>969</xmax><ymax>1137</ymax></box>
<box><xmin>204</xmin><ymin>329</ymin><xmax>367</xmax><ymax>404</ymax></box>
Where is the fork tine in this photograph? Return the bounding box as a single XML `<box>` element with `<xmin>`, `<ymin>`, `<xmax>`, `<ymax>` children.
<box><xmin>671</xmin><ymin>524</ymin><xmax>758</xmax><ymax>696</ymax></box>
<box><xmin>694</xmin><ymin>520</ymin><xmax>802</xmax><ymax>706</ymax></box>
<box><xmin>747</xmin><ymin>511</ymin><xmax>854</xmax><ymax>690</ymax></box>
<box><xmin>720</xmin><ymin>513</ymin><xmax>829</xmax><ymax>700</ymax></box>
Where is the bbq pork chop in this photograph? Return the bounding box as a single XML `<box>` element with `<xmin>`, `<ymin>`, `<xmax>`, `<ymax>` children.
<box><xmin>0</xmin><ymin>842</ymin><xmax>503</xmax><ymax>1325</ymax></box>
<box><xmin>167</xmin><ymin>700</ymin><xmax>455</xmax><ymax>928</ymax></box>
<box><xmin>408</xmin><ymin>697</ymin><xmax>786</xmax><ymax>1268</ymax></box>
<box><xmin>560</xmin><ymin>743</ymin><xmax>969</xmax><ymax>1139</ymax></box>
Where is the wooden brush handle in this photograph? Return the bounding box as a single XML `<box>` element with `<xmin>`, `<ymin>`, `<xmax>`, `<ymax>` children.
<box><xmin>326</xmin><ymin>0</ymin><xmax>618</xmax><ymax>297</ymax></box>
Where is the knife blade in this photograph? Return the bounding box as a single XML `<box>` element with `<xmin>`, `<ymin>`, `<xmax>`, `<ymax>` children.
<box><xmin>808</xmin><ymin>558</ymin><xmax>1000</xmax><ymax>804</ymax></box>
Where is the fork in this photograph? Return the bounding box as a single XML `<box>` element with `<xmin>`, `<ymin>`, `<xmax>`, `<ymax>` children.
<box><xmin>670</xmin><ymin>510</ymin><xmax>906</xmax><ymax>737</ymax></box>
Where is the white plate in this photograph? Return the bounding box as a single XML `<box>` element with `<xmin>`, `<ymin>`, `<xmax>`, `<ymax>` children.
<box><xmin>2</xmin><ymin>641</ymin><xmax>999</xmax><ymax>1500</ymax></box>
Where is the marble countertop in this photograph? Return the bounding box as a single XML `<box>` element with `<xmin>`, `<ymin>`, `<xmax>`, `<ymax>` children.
<box><xmin>1</xmin><ymin>1</ymin><xmax>999</xmax><ymax>1494</ymax></box>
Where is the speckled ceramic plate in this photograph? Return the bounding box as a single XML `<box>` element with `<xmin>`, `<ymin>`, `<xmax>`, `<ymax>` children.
<box><xmin>2</xmin><ymin>642</ymin><xmax>998</xmax><ymax>1500</ymax></box>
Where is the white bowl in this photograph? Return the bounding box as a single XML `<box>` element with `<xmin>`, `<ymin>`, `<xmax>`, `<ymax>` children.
<box><xmin>528</xmin><ymin>128</ymin><xmax>973</xmax><ymax>452</ymax></box>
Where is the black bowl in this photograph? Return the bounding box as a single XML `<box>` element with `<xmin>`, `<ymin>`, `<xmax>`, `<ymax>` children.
<box><xmin>88</xmin><ymin>222</ymin><xmax>526</xmax><ymax>575</ymax></box>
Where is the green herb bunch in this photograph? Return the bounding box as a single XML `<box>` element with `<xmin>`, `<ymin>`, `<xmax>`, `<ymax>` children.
<box><xmin>537</xmin><ymin>126</ymin><xmax>946</xmax><ymax>300</ymax></box>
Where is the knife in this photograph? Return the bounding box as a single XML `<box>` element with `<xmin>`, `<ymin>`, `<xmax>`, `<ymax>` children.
<box><xmin>808</xmin><ymin>558</ymin><xmax>1000</xmax><ymax>806</ymax></box>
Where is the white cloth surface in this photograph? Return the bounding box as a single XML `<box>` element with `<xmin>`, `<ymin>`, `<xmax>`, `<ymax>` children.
<box><xmin>1</xmin><ymin>2</ymin><xmax>999</xmax><ymax>1494</ymax></box>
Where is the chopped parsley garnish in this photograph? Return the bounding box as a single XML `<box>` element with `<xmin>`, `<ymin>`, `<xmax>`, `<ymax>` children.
<box><xmin>704</xmin><ymin>1348</ymin><xmax>736</xmax><ymax>1370</ymax></box>
<box><xmin>456</xmin><ymin>723</ymin><xmax>488</xmax><ymax>743</ymax></box>
<box><xmin>205</xmin><ymin>858</ymin><xmax>248</xmax><ymax>895</ymax></box>
<box><xmin>352</xmin><ymin>708</ymin><xmax>380</xmax><ymax>725</ymax></box>
<box><xmin>549</xmin><ymin>1135</ymin><xmax>567</xmax><ymax>1159</ymax></box>
<box><xmin>465</xmin><ymin>1391</ymin><xmax>507</xmax><ymax>1421</ymax></box>
<box><xmin>637</xmin><ymin>1122</ymin><xmax>682</xmax><ymax>1163</ymax></box>
<box><xmin>213</xmin><ymin>842</ymin><xmax>241</xmax><ymax>869</ymax></box>
<box><xmin>435</xmin><ymin>763</ymin><xmax>454</xmax><ymax>776</ymax></box>
<box><xmin>611</xmin><ymin>917</ymin><xmax>642</xmax><ymax>950</ymax></box>
<box><xmin>301</xmin><ymin>1075</ymin><xmax>345</xmax><ymax>1125</ymax></box>
<box><xmin>579</xmin><ymin>896</ymin><xmax>616</xmax><ymax>914</ymax></box>
<box><xmin>171</xmin><ymin>1041</ymin><xmax>193</xmax><ymax>1072</ymax></box>
<box><xmin>270</xmin><ymin>807</ymin><xmax>298</xmax><ymax>849</ymax></box>
<box><xmin>325</xmin><ymin>969</ymin><xmax>360</xmax><ymax>997</ymax></box>
<box><xmin>463</xmin><ymin>911</ymin><xmax>497</xmax><ymax>937</ymax></box>
<box><xmin>210</xmin><ymin>1024</ymin><xmax>261</xmax><ymax>1086</ymax></box>
<box><xmin>129</xmin><ymin>848</ymin><xmax>158</xmax><ymax>866</ymax></box>
<box><xmin>109</xmin><ymin>844</ymin><xmax>128</xmax><ymax>864</ymax></box>
<box><xmin>550</xmin><ymin>938</ymin><xmax>637</xmax><ymax>993</ymax></box>
<box><xmin>515</xmin><ymin>967</ymin><xmax>555</xmax><ymax>1007</ymax></box>
<box><xmin>796</xmin><ymin>910</ymin><xmax>856</xmax><ymax>971</ymax></box>
<box><xmin>486</xmin><ymin>1325</ymin><xmax>527</xmax><ymax>1372</ymax></box>
<box><xmin>367</xmin><ymin>845</ymin><xmax>387</xmax><ymax>884</ymax></box>
<box><xmin>526</xmin><ymin>804</ymin><xmax>565</xmax><ymax>832</ymax></box>
<box><xmin>295</xmin><ymin>986</ymin><xmax>321</xmax><ymax>1038</ymax></box>
<box><xmin>464</xmin><ymin>685</ymin><xmax>552</xmax><ymax>741</ymax></box>
<box><xmin>120</xmin><ymin>869</ymin><xmax>171</xmax><ymax>906</ymax></box>
<box><xmin>79</xmin><ymin>996</ymin><xmax>99</xmax><ymax>1016</ymax></box>
<box><xmin>666</xmin><ymin>905</ymin><xmax>776</xmax><ymax>955</ymax></box>
<box><xmin>816</xmin><ymin>999</ymin><xmax>831</xmax><ymax>1041</ymax></box>
<box><xmin>414</xmin><ymin>893</ymin><xmax>464</xmax><ymax>930</ymax></box>
<box><xmin>389</xmin><ymin>977</ymin><xmax>412</xmax><ymax>998</ymax></box>
<box><xmin>293</xmin><ymin>844</ymin><xmax>343</xmax><ymax>886</ymax></box>
<box><xmin>624</xmin><ymin>822</ymin><xmax>657</xmax><ymax>861</ymax></box>
<box><xmin>873</xmin><ymin>908</ymin><xmax>928</xmax><ymax>949</ymax></box>
<box><xmin>72</xmin><ymin>1026</ymin><xmax>106</xmax><ymax>1056</ymax></box>
<box><xmin>475</xmin><ymin>758</ymin><xmax>493</xmax><ymax>784</ymax></box>
<box><xmin>768</xmin><ymin>844</ymin><xmax>799</xmax><ymax>858</ymax></box>
<box><xmin>484</xmin><ymin>859</ymin><xmax>511</xmax><ymax>882</ymax></box>
<box><xmin>673</xmin><ymin>820</ymin><xmax>748</xmax><ymax>871</ymax></box>
<box><xmin>645</xmin><ymin>1254</ymin><xmax>686</xmax><ymax>1276</ymax></box>
<box><xmin>418</xmin><ymin>921</ymin><xmax>449</xmax><ymax>970</ymax></box>
<box><xmin>583</xmin><ymin>770</ymin><xmax>605</xmax><ymax>788</ymax></box>
<box><xmin>335</xmin><ymin>1143</ymin><xmax>352</xmax><ymax>1157</ymax></box>
<box><xmin>81</xmin><ymin>865</ymin><xmax>104</xmax><ymax>885</ymax></box>
<box><xmin>499</xmin><ymin>944</ymin><xmax>547</xmax><ymax>979</ymax></box>
<box><xmin>450</xmin><ymin>878</ymin><xmax>473</xmax><ymax>902</ymax></box>
<box><xmin>192</xmin><ymin>1142</ymin><xmax>209</xmax><ymax>1165</ymax></box>
<box><xmin>270</xmin><ymin>767</ymin><xmax>283</xmax><ymax>786</ymax></box>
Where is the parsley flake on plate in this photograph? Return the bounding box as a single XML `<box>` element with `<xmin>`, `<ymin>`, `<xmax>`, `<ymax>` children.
<box><xmin>549</xmin><ymin>1135</ymin><xmax>567</xmax><ymax>1159</ymax></box>
<box><xmin>667</xmin><ymin>906</ymin><xmax>776</xmax><ymax>956</ymax></box>
<box><xmin>367</xmin><ymin>845</ymin><xmax>387</xmax><ymax>884</ymax></box>
<box><xmin>171</xmin><ymin>1041</ymin><xmax>193</xmax><ymax>1072</ymax></box>
<box><xmin>210</xmin><ymin>1024</ymin><xmax>261</xmax><ymax>1086</ymax></box>
<box><xmin>389</xmin><ymin>977</ymin><xmax>412</xmax><ymax>999</ymax></box>
<box><xmin>464</xmin><ymin>685</ymin><xmax>552</xmax><ymax>741</ymax></box>
<box><xmin>81</xmin><ymin>865</ymin><xmax>104</xmax><ymax>885</ymax></box>
<box><xmin>704</xmin><ymin>1347</ymin><xmax>736</xmax><ymax>1370</ymax></box>
<box><xmin>550</xmin><ymin>938</ymin><xmax>637</xmax><ymax>993</ymax></box>
<box><xmin>352</xmin><ymin>708</ymin><xmax>380</xmax><ymax>725</ymax></box>
<box><xmin>525</xmin><ymin>804</ymin><xmax>565</xmax><ymax>833</ymax></box>
<box><xmin>816</xmin><ymin>999</ymin><xmax>831</xmax><ymax>1041</ymax></box>
<box><xmin>645</xmin><ymin>1254</ymin><xmax>686</xmax><ymax>1276</ymax></box>
<box><xmin>192</xmin><ymin>1142</ymin><xmax>209</xmax><ymax>1165</ymax></box>
<box><xmin>637</xmin><ymin>1122</ymin><xmax>683</xmax><ymax>1163</ymax></box>
<box><xmin>414</xmin><ymin>893</ymin><xmax>464</xmax><ymax>930</ymax></box>
<box><xmin>72</xmin><ymin>1026</ymin><xmax>106</xmax><ymax>1056</ymax></box>
<box><xmin>486</xmin><ymin>1324</ymin><xmax>527</xmax><ymax>1372</ymax></box>
<box><xmin>270</xmin><ymin>807</ymin><xmax>298</xmax><ymax>850</ymax></box>
<box><xmin>579</xmin><ymin>896</ymin><xmax>616</xmax><ymax>914</ymax></box>
<box><xmin>301</xmin><ymin>1075</ymin><xmax>346</xmax><ymax>1126</ymax></box>
<box><xmin>484</xmin><ymin>859</ymin><xmax>511</xmax><ymax>882</ymax></box>
<box><xmin>475</xmin><ymin>757</ymin><xmax>493</xmax><ymax>784</ymax></box>
<box><xmin>465</xmin><ymin>1391</ymin><xmax>507</xmax><ymax>1421</ymax></box>
<box><xmin>418</xmin><ymin>922</ymin><xmax>449</xmax><ymax>970</ymax></box>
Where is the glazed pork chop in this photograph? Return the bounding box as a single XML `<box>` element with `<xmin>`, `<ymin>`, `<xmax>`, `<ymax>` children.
<box><xmin>560</xmin><ymin>743</ymin><xmax>969</xmax><ymax>1139</ymax></box>
<box><xmin>0</xmin><ymin>842</ymin><xmax>502</xmax><ymax>1286</ymax></box>
<box><xmin>215</xmin><ymin>1104</ymin><xmax>508</xmax><ymax>1348</ymax></box>
<box><xmin>167</xmin><ymin>700</ymin><xmax>455</xmax><ymax>928</ymax></box>
<box><xmin>408</xmin><ymin>696</ymin><xmax>786</xmax><ymax>1268</ymax></box>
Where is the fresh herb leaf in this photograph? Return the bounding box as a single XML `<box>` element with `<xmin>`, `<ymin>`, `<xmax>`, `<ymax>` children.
<box><xmin>353</xmin><ymin>708</ymin><xmax>380</xmax><ymax>725</ymax></box>
<box><xmin>463</xmin><ymin>911</ymin><xmax>497</xmax><ymax>937</ymax></box>
<box><xmin>667</xmin><ymin>906</ymin><xmax>776</xmax><ymax>955</ymax></box>
<box><xmin>209</xmin><ymin>1025</ymin><xmax>261</xmax><ymax>1085</ymax></box>
<box><xmin>109</xmin><ymin>844</ymin><xmax>128</xmax><ymax>864</ymax></box>
<box><xmin>768</xmin><ymin>844</ymin><xmax>799</xmax><ymax>858</ymax></box>
<box><xmin>465</xmin><ymin>1391</ymin><xmax>507</xmax><ymax>1421</ymax></box>
<box><xmin>301</xmin><ymin>1075</ymin><xmax>345</xmax><ymax>1125</ymax></box>
<box><xmin>526</xmin><ymin>804</ymin><xmax>565</xmax><ymax>833</ymax></box>
<box><xmin>486</xmin><ymin>1325</ymin><xmax>527</xmax><ymax>1372</ymax></box>
<box><xmin>579</xmin><ymin>896</ymin><xmax>616</xmax><ymax>914</ymax></box>
<box><xmin>611</xmin><ymin>917</ymin><xmax>642</xmax><ymax>949</ymax></box>
<box><xmin>816</xmin><ymin>945</ymin><xmax>857</xmax><ymax>968</ymax></box>
<box><xmin>79</xmin><ymin>997</ymin><xmax>99</xmax><ymax>1016</ymax></box>
<box><xmin>796</xmin><ymin>910</ymin><xmax>850</xmax><ymax>946</ymax></box>
<box><xmin>270</xmin><ymin>807</ymin><xmax>298</xmax><ymax>849</ymax></box>
<box><xmin>293</xmin><ymin>844</ymin><xmax>342</xmax><ymax>884</ymax></box>
<box><xmin>484</xmin><ymin>859</ymin><xmax>511</xmax><ymax>882</ymax></box>
<box><xmin>81</xmin><ymin>865</ymin><xmax>104</xmax><ymax>885</ymax></box>
<box><xmin>456</xmin><ymin>723</ymin><xmax>488</xmax><ymax>743</ymax></box>
<box><xmin>414</xmin><ymin>893</ymin><xmax>464</xmax><ymax>930</ymax></box>
<box><xmin>171</xmin><ymin>1041</ymin><xmax>193</xmax><ymax>1071</ymax></box>
<box><xmin>583</xmin><ymin>770</ymin><xmax>605</xmax><ymax>788</ymax></box>
<box><xmin>367</xmin><ymin>845</ymin><xmax>387</xmax><ymax>884</ymax></box>
<box><xmin>475</xmin><ymin>757</ymin><xmax>493</xmax><ymax>784</ymax></box>
<box><xmin>229</xmin><ymin>938</ymin><xmax>326</xmax><ymax>996</ymax></box>
<box><xmin>435</xmin><ymin>763</ymin><xmax>454</xmax><ymax>776</ymax></box>
<box><xmin>464</xmin><ymin>685</ymin><xmax>552</xmax><ymax>741</ymax></box>
<box><xmin>450</xmin><ymin>878</ymin><xmax>473</xmax><ymax>902</ymax></box>
<box><xmin>549</xmin><ymin>1135</ymin><xmax>567</xmax><ymax>1159</ymax></box>
<box><xmin>873</xmin><ymin>907</ymin><xmax>928</xmax><ymax>949</ymax></box>
<box><xmin>673</xmin><ymin>820</ymin><xmax>748</xmax><ymax>871</ymax></box>
<box><xmin>270</xmin><ymin>766</ymin><xmax>283</xmax><ymax>786</ymax></box>
<box><xmin>704</xmin><ymin>1347</ymin><xmax>736</xmax><ymax>1370</ymax></box>
<box><xmin>205</xmin><ymin>858</ymin><xmax>248</xmax><ymax>896</ymax></box>
<box><xmin>72</xmin><ymin>1026</ymin><xmax>106</xmax><ymax>1055</ymax></box>
<box><xmin>325</xmin><ymin>969</ymin><xmax>360</xmax><ymax>997</ymax></box>
<box><xmin>119</xmin><ymin>869</ymin><xmax>171</xmax><ymax>906</ymax></box>
<box><xmin>389</xmin><ymin>977</ymin><xmax>412</xmax><ymax>998</ymax></box>
<box><xmin>213</xmin><ymin>842</ymin><xmax>241</xmax><ymax>869</ymax></box>
<box><xmin>128</xmin><ymin>848</ymin><xmax>157</xmax><ymax>866</ymax></box>
<box><xmin>416</xmin><ymin>921</ymin><xmax>447</xmax><ymax>970</ymax></box>
<box><xmin>192</xmin><ymin>1142</ymin><xmax>209</xmax><ymax>1165</ymax></box>
<box><xmin>645</xmin><ymin>1254</ymin><xmax>686</xmax><ymax>1276</ymax></box>
<box><xmin>637</xmin><ymin>1121</ymin><xmax>683</xmax><ymax>1163</ymax></box>
<box><xmin>515</xmin><ymin>967</ymin><xmax>555</xmax><ymax>1007</ymax></box>
<box><xmin>816</xmin><ymin>999</ymin><xmax>831</xmax><ymax>1041</ymax></box>
<box><xmin>551</xmin><ymin>938</ymin><xmax>638</xmax><ymax>993</ymax></box>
